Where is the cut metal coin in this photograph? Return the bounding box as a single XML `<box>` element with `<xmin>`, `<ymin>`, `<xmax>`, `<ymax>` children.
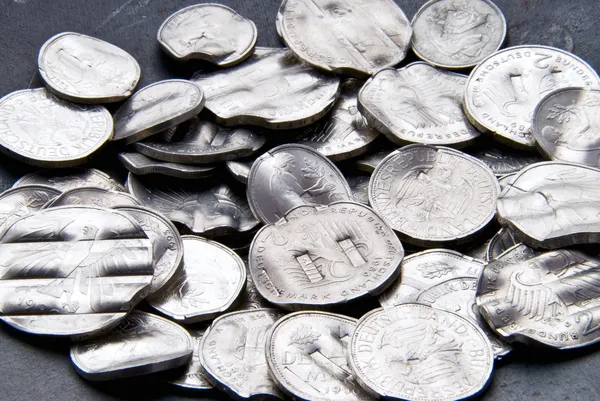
<box><xmin>0</xmin><ymin>88</ymin><xmax>112</xmax><ymax>167</ymax></box>
<box><xmin>470</xmin><ymin>144</ymin><xmax>543</xmax><ymax>176</ymax></box>
<box><xmin>278</xmin><ymin>0</ymin><xmax>412</xmax><ymax>77</ymax></box>
<box><xmin>486</xmin><ymin>228</ymin><xmax>520</xmax><ymax>262</ymax></box>
<box><xmin>200</xmin><ymin>309</ymin><xmax>285</xmax><ymax>400</ymax></box>
<box><xmin>45</xmin><ymin>187</ymin><xmax>141</xmax><ymax>208</ymax></box>
<box><xmin>112</xmin><ymin>79</ymin><xmax>205</xmax><ymax>145</ymax></box>
<box><xmin>225</xmin><ymin>157</ymin><xmax>255</xmax><ymax>184</ymax></box>
<box><xmin>369</xmin><ymin>145</ymin><xmax>500</xmax><ymax>246</ymax></box>
<box><xmin>355</xmin><ymin>148</ymin><xmax>395</xmax><ymax>173</ymax></box>
<box><xmin>0</xmin><ymin>206</ymin><xmax>153</xmax><ymax>337</ymax></box>
<box><xmin>192</xmin><ymin>47</ymin><xmax>340</xmax><ymax>129</ymax></box>
<box><xmin>346</xmin><ymin>174</ymin><xmax>370</xmax><ymax>205</ymax></box>
<box><xmin>247</xmin><ymin>144</ymin><xmax>352</xmax><ymax>224</ymax></box>
<box><xmin>266</xmin><ymin>311</ymin><xmax>375</xmax><ymax>401</ymax></box>
<box><xmin>167</xmin><ymin>327</ymin><xmax>213</xmax><ymax>390</ymax></box>
<box><xmin>118</xmin><ymin>152</ymin><xmax>216</xmax><ymax>179</ymax></box>
<box><xmin>38</xmin><ymin>32</ymin><xmax>140</xmax><ymax>104</ymax></box>
<box><xmin>0</xmin><ymin>185</ymin><xmax>62</xmax><ymax>234</ymax></box>
<box><xmin>358</xmin><ymin>62</ymin><xmax>480</xmax><ymax>147</ymax></box>
<box><xmin>158</xmin><ymin>4</ymin><xmax>257</xmax><ymax>67</ymax></box>
<box><xmin>238</xmin><ymin>257</ymin><xmax>271</xmax><ymax>311</ymax></box>
<box><xmin>249</xmin><ymin>202</ymin><xmax>404</xmax><ymax>310</ymax></box>
<box><xmin>464</xmin><ymin>46</ymin><xmax>600</xmax><ymax>148</ymax></box>
<box><xmin>497</xmin><ymin>172</ymin><xmax>517</xmax><ymax>190</ymax></box>
<box><xmin>13</xmin><ymin>168</ymin><xmax>125</xmax><ymax>192</ymax></box>
<box><xmin>148</xmin><ymin>235</ymin><xmax>246</xmax><ymax>323</ymax></box>
<box><xmin>411</xmin><ymin>0</ymin><xmax>507</xmax><ymax>69</ymax></box>
<box><xmin>70</xmin><ymin>310</ymin><xmax>193</xmax><ymax>381</ymax></box>
<box><xmin>350</xmin><ymin>304</ymin><xmax>494</xmax><ymax>401</ymax></box>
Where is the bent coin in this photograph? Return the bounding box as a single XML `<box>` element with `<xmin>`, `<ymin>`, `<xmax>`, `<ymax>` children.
<box><xmin>486</xmin><ymin>228</ymin><xmax>520</xmax><ymax>262</ymax></box>
<box><xmin>0</xmin><ymin>185</ymin><xmax>62</xmax><ymax>234</ymax></box>
<box><xmin>13</xmin><ymin>168</ymin><xmax>124</xmax><ymax>192</ymax></box>
<box><xmin>470</xmin><ymin>144</ymin><xmax>543</xmax><ymax>176</ymax></box>
<box><xmin>70</xmin><ymin>310</ymin><xmax>193</xmax><ymax>380</ymax></box>
<box><xmin>45</xmin><ymin>187</ymin><xmax>140</xmax><ymax>208</ymax></box>
<box><xmin>355</xmin><ymin>148</ymin><xmax>395</xmax><ymax>173</ymax></box>
<box><xmin>38</xmin><ymin>32</ymin><xmax>140</xmax><ymax>103</ymax></box>
<box><xmin>167</xmin><ymin>327</ymin><xmax>213</xmax><ymax>390</ymax></box>
<box><xmin>119</xmin><ymin>152</ymin><xmax>216</xmax><ymax>179</ymax></box>
<box><xmin>225</xmin><ymin>157</ymin><xmax>255</xmax><ymax>184</ymax></box>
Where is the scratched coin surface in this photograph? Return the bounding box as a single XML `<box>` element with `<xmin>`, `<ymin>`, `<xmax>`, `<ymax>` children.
<box><xmin>411</xmin><ymin>0</ymin><xmax>507</xmax><ymax>69</ymax></box>
<box><xmin>349</xmin><ymin>304</ymin><xmax>494</xmax><ymax>401</ymax></box>
<box><xmin>200</xmin><ymin>309</ymin><xmax>285</xmax><ymax>400</ymax></box>
<box><xmin>249</xmin><ymin>202</ymin><xmax>404</xmax><ymax>310</ymax></box>
<box><xmin>266</xmin><ymin>312</ymin><xmax>374</xmax><ymax>401</ymax></box>
<box><xmin>470</xmin><ymin>144</ymin><xmax>543</xmax><ymax>176</ymax></box>
<box><xmin>158</xmin><ymin>4</ymin><xmax>257</xmax><ymax>66</ymax></box>
<box><xmin>358</xmin><ymin>62</ymin><xmax>480</xmax><ymax>147</ymax></box>
<box><xmin>369</xmin><ymin>145</ymin><xmax>500</xmax><ymax>246</ymax></box>
<box><xmin>247</xmin><ymin>144</ymin><xmax>352</xmax><ymax>224</ymax></box>
<box><xmin>0</xmin><ymin>206</ymin><xmax>153</xmax><ymax>337</ymax></box>
<box><xmin>464</xmin><ymin>46</ymin><xmax>600</xmax><ymax>148</ymax></box>
<box><xmin>46</xmin><ymin>187</ymin><xmax>141</xmax><ymax>209</ymax></box>
<box><xmin>13</xmin><ymin>168</ymin><xmax>125</xmax><ymax>192</ymax></box>
<box><xmin>134</xmin><ymin>118</ymin><xmax>265</xmax><ymax>164</ymax></box>
<box><xmin>168</xmin><ymin>327</ymin><xmax>213</xmax><ymax>390</ymax></box>
<box><xmin>294</xmin><ymin>79</ymin><xmax>379</xmax><ymax>161</ymax></box>
<box><xmin>355</xmin><ymin>148</ymin><xmax>395</xmax><ymax>173</ymax></box>
<box><xmin>192</xmin><ymin>47</ymin><xmax>340</xmax><ymax>129</ymax></box>
<box><xmin>278</xmin><ymin>0</ymin><xmax>412</xmax><ymax>77</ymax></box>
<box><xmin>496</xmin><ymin>162</ymin><xmax>600</xmax><ymax>248</ymax></box>
<box><xmin>112</xmin><ymin>79</ymin><xmax>205</xmax><ymax>144</ymax></box>
<box><xmin>0</xmin><ymin>185</ymin><xmax>61</xmax><ymax>235</ymax></box>
<box><xmin>148</xmin><ymin>236</ymin><xmax>246</xmax><ymax>323</ymax></box>
<box><xmin>70</xmin><ymin>310</ymin><xmax>193</xmax><ymax>380</ymax></box>
<box><xmin>533</xmin><ymin>87</ymin><xmax>600</xmax><ymax>167</ymax></box>
<box><xmin>127</xmin><ymin>173</ymin><xmax>259</xmax><ymax>237</ymax></box>
<box><xmin>0</xmin><ymin>88</ymin><xmax>112</xmax><ymax>167</ymax></box>
<box><xmin>38</xmin><ymin>32</ymin><xmax>141</xmax><ymax>103</ymax></box>
<box><xmin>119</xmin><ymin>152</ymin><xmax>216</xmax><ymax>179</ymax></box>
<box><xmin>477</xmin><ymin>244</ymin><xmax>600</xmax><ymax>349</ymax></box>
<box><xmin>114</xmin><ymin>206</ymin><xmax>183</xmax><ymax>296</ymax></box>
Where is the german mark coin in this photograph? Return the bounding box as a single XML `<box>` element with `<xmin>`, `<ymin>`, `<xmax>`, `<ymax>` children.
<box><xmin>46</xmin><ymin>187</ymin><xmax>140</xmax><ymax>208</ymax></box>
<box><xmin>200</xmin><ymin>309</ymin><xmax>284</xmax><ymax>400</ymax></box>
<box><xmin>0</xmin><ymin>88</ymin><xmax>112</xmax><ymax>167</ymax></box>
<box><xmin>470</xmin><ymin>144</ymin><xmax>542</xmax><ymax>176</ymax></box>
<box><xmin>238</xmin><ymin>258</ymin><xmax>271</xmax><ymax>310</ymax></box>
<box><xmin>266</xmin><ymin>312</ymin><xmax>374</xmax><ymax>401</ymax></box>
<box><xmin>70</xmin><ymin>310</ymin><xmax>193</xmax><ymax>380</ymax></box>
<box><xmin>0</xmin><ymin>206</ymin><xmax>153</xmax><ymax>337</ymax></box>
<box><xmin>149</xmin><ymin>236</ymin><xmax>246</xmax><ymax>323</ymax></box>
<box><xmin>533</xmin><ymin>87</ymin><xmax>600</xmax><ymax>167</ymax></box>
<box><xmin>350</xmin><ymin>304</ymin><xmax>493</xmax><ymax>400</ymax></box>
<box><xmin>496</xmin><ymin>162</ymin><xmax>600</xmax><ymax>248</ymax></box>
<box><xmin>115</xmin><ymin>206</ymin><xmax>183</xmax><ymax>296</ymax></box>
<box><xmin>355</xmin><ymin>148</ymin><xmax>395</xmax><ymax>173</ymax></box>
<box><xmin>369</xmin><ymin>145</ymin><xmax>499</xmax><ymax>246</ymax></box>
<box><xmin>134</xmin><ymin>118</ymin><xmax>265</xmax><ymax>164</ymax></box>
<box><xmin>497</xmin><ymin>172</ymin><xmax>517</xmax><ymax>190</ymax></box>
<box><xmin>192</xmin><ymin>47</ymin><xmax>340</xmax><ymax>129</ymax></box>
<box><xmin>112</xmin><ymin>80</ymin><xmax>205</xmax><ymax>144</ymax></box>
<box><xmin>38</xmin><ymin>32</ymin><xmax>141</xmax><ymax>103</ymax></box>
<box><xmin>464</xmin><ymin>46</ymin><xmax>600</xmax><ymax>148</ymax></box>
<box><xmin>13</xmin><ymin>168</ymin><xmax>124</xmax><ymax>192</ymax></box>
<box><xmin>247</xmin><ymin>144</ymin><xmax>352</xmax><ymax>224</ymax></box>
<box><xmin>226</xmin><ymin>157</ymin><xmax>255</xmax><ymax>184</ymax></box>
<box><xmin>486</xmin><ymin>228</ymin><xmax>519</xmax><ymax>262</ymax></box>
<box><xmin>347</xmin><ymin>174</ymin><xmax>370</xmax><ymax>205</ymax></box>
<box><xmin>158</xmin><ymin>4</ymin><xmax>257</xmax><ymax>66</ymax></box>
<box><xmin>358</xmin><ymin>63</ymin><xmax>480</xmax><ymax>147</ymax></box>
<box><xmin>411</xmin><ymin>0</ymin><xmax>507</xmax><ymax>69</ymax></box>
<box><xmin>249</xmin><ymin>202</ymin><xmax>404</xmax><ymax>310</ymax></box>
<box><xmin>477</xmin><ymin>244</ymin><xmax>600</xmax><ymax>349</ymax></box>
<box><xmin>119</xmin><ymin>152</ymin><xmax>216</xmax><ymax>179</ymax></box>
<box><xmin>294</xmin><ymin>79</ymin><xmax>379</xmax><ymax>161</ymax></box>
<box><xmin>127</xmin><ymin>173</ymin><xmax>259</xmax><ymax>237</ymax></box>
<box><xmin>278</xmin><ymin>0</ymin><xmax>412</xmax><ymax>77</ymax></box>
<box><xmin>168</xmin><ymin>328</ymin><xmax>213</xmax><ymax>390</ymax></box>
<box><xmin>0</xmin><ymin>185</ymin><xmax>61</xmax><ymax>234</ymax></box>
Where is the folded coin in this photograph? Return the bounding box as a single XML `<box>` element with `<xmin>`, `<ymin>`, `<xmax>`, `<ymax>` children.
<box><xmin>13</xmin><ymin>168</ymin><xmax>124</xmax><ymax>192</ymax></box>
<box><xmin>119</xmin><ymin>152</ymin><xmax>216</xmax><ymax>179</ymax></box>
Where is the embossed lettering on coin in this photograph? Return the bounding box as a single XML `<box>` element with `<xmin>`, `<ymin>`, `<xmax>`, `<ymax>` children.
<box><xmin>13</xmin><ymin>169</ymin><xmax>124</xmax><ymax>192</ymax></box>
<box><xmin>46</xmin><ymin>187</ymin><xmax>140</xmax><ymax>209</ymax></box>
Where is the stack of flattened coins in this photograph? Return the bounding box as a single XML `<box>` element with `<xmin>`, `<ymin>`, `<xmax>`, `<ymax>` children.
<box><xmin>1</xmin><ymin>1</ymin><xmax>600</xmax><ymax>400</ymax></box>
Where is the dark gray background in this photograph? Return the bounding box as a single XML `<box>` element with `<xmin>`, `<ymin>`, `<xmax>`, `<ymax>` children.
<box><xmin>0</xmin><ymin>0</ymin><xmax>599</xmax><ymax>400</ymax></box>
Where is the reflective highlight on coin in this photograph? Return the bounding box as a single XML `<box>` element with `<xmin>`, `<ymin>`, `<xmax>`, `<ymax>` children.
<box><xmin>119</xmin><ymin>152</ymin><xmax>216</xmax><ymax>179</ymax></box>
<box><xmin>0</xmin><ymin>185</ymin><xmax>61</xmax><ymax>234</ymax></box>
<box><xmin>167</xmin><ymin>328</ymin><xmax>213</xmax><ymax>390</ymax></box>
<box><xmin>13</xmin><ymin>168</ymin><xmax>124</xmax><ymax>192</ymax></box>
<box><xmin>46</xmin><ymin>187</ymin><xmax>141</xmax><ymax>208</ymax></box>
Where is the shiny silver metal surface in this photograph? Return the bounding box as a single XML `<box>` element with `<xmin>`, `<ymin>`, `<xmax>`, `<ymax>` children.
<box><xmin>470</xmin><ymin>145</ymin><xmax>543</xmax><ymax>176</ymax></box>
<box><xmin>237</xmin><ymin>257</ymin><xmax>271</xmax><ymax>311</ymax></box>
<box><xmin>46</xmin><ymin>187</ymin><xmax>141</xmax><ymax>208</ymax></box>
<box><xmin>158</xmin><ymin>4</ymin><xmax>257</xmax><ymax>66</ymax></box>
<box><xmin>486</xmin><ymin>228</ymin><xmax>520</xmax><ymax>262</ymax></box>
<box><xmin>355</xmin><ymin>148</ymin><xmax>395</xmax><ymax>173</ymax></box>
<box><xmin>167</xmin><ymin>327</ymin><xmax>213</xmax><ymax>390</ymax></box>
<box><xmin>346</xmin><ymin>174</ymin><xmax>370</xmax><ymax>205</ymax></box>
<box><xmin>0</xmin><ymin>185</ymin><xmax>61</xmax><ymax>235</ymax></box>
<box><xmin>497</xmin><ymin>172</ymin><xmax>517</xmax><ymax>191</ymax></box>
<box><xmin>225</xmin><ymin>158</ymin><xmax>254</xmax><ymax>184</ymax></box>
<box><xmin>118</xmin><ymin>152</ymin><xmax>216</xmax><ymax>179</ymax></box>
<box><xmin>13</xmin><ymin>168</ymin><xmax>125</xmax><ymax>192</ymax></box>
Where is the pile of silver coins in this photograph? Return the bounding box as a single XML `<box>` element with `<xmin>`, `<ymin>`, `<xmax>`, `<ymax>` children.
<box><xmin>1</xmin><ymin>0</ymin><xmax>600</xmax><ymax>400</ymax></box>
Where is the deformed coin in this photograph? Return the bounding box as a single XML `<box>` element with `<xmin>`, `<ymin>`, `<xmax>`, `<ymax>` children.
<box><xmin>134</xmin><ymin>118</ymin><xmax>265</xmax><ymax>164</ymax></box>
<box><xmin>477</xmin><ymin>244</ymin><xmax>600</xmax><ymax>349</ymax></box>
<box><xmin>13</xmin><ymin>168</ymin><xmax>125</xmax><ymax>192</ymax></box>
<box><xmin>112</xmin><ymin>79</ymin><xmax>205</xmax><ymax>144</ymax></box>
<box><xmin>470</xmin><ymin>144</ymin><xmax>543</xmax><ymax>176</ymax></box>
<box><xmin>358</xmin><ymin>62</ymin><xmax>480</xmax><ymax>147</ymax></box>
<box><xmin>497</xmin><ymin>172</ymin><xmax>517</xmax><ymax>190</ymax></box>
<box><xmin>200</xmin><ymin>309</ymin><xmax>285</xmax><ymax>400</ymax></box>
<box><xmin>158</xmin><ymin>4</ymin><xmax>257</xmax><ymax>66</ymax></box>
<box><xmin>411</xmin><ymin>0</ymin><xmax>507</xmax><ymax>69</ymax></box>
<box><xmin>0</xmin><ymin>206</ymin><xmax>153</xmax><ymax>337</ymax></box>
<box><xmin>247</xmin><ymin>144</ymin><xmax>352</xmax><ymax>224</ymax></box>
<box><xmin>192</xmin><ymin>47</ymin><xmax>340</xmax><ymax>129</ymax></box>
<box><xmin>486</xmin><ymin>228</ymin><xmax>519</xmax><ymax>262</ymax></box>
<box><xmin>349</xmin><ymin>304</ymin><xmax>494</xmax><ymax>401</ymax></box>
<box><xmin>238</xmin><ymin>257</ymin><xmax>271</xmax><ymax>311</ymax></box>
<box><xmin>148</xmin><ymin>236</ymin><xmax>246</xmax><ymax>323</ymax></box>
<box><xmin>369</xmin><ymin>145</ymin><xmax>499</xmax><ymax>246</ymax></box>
<box><xmin>249</xmin><ymin>201</ymin><xmax>404</xmax><ymax>310</ymax></box>
<box><xmin>167</xmin><ymin>328</ymin><xmax>213</xmax><ymax>390</ymax></box>
<box><xmin>355</xmin><ymin>148</ymin><xmax>395</xmax><ymax>173</ymax></box>
<box><xmin>0</xmin><ymin>88</ymin><xmax>112</xmax><ymax>167</ymax></box>
<box><xmin>266</xmin><ymin>311</ymin><xmax>375</xmax><ymax>401</ymax></box>
<box><xmin>119</xmin><ymin>152</ymin><xmax>216</xmax><ymax>179</ymax></box>
<box><xmin>38</xmin><ymin>32</ymin><xmax>141</xmax><ymax>104</ymax></box>
<box><xmin>346</xmin><ymin>174</ymin><xmax>370</xmax><ymax>205</ymax></box>
<box><xmin>70</xmin><ymin>310</ymin><xmax>193</xmax><ymax>381</ymax></box>
<box><xmin>225</xmin><ymin>157</ymin><xmax>255</xmax><ymax>184</ymax></box>
<box><xmin>278</xmin><ymin>0</ymin><xmax>412</xmax><ymax>77</ymax></box>
<box><xmin>0</xmin><ymin>185</ymin><xmax>61</xmax><ymax>234</ymax></box>
<box><xmin>45</xmin><ymin>187</ymin><xmax>141</xmax><ymax>208</ymax></box>
<box><xmin>464</xmin><ymin>46</ymin><xmax>600</xmax><ymax>148</ymax></box>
